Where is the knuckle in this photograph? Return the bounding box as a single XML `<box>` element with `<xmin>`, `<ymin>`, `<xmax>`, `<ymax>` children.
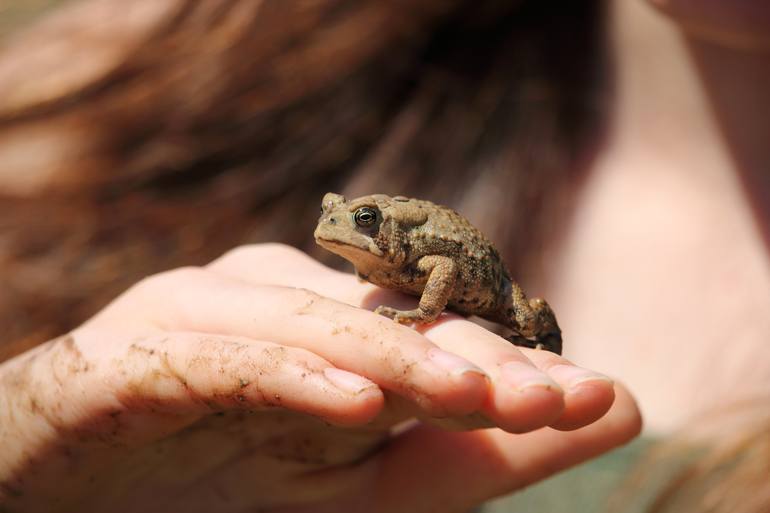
<box><xmin>255</xmin><ymin>344</ymin><xmax>323</xmax><ymax>376</ymax></box>
<box><xmin>210</xmin><ymin>243</ymin><xmax>308</xmax><ymax>270</ymax></box>
<box><xmin>136</xmin><ymin>266</ymin><xmax>207</xmax><ymax>292</ymax></box>
<box><xmin>208</xmin><ymin>245</ymin><xmax>258</xmax><ymax>269</ymax></box>
<box><xmin>257</xmin><ymin>242</ymin><xmax>309</xmax><ymax>260</ymax></box>
<box><xmin>533</xmin><ymin>352</ymin><xmax>570</xmax><ymax>370</ymax></box>
<box><xmin>288</xmin><ymin>287</ymin><xmax>323</xmax><ymax>302</ymax></box>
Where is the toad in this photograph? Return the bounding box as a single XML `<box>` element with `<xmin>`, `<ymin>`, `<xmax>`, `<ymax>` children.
<box><xmin>314</xmin><ymin>193</ymin><xmax>562</xmax><ymax>354</ymax></box>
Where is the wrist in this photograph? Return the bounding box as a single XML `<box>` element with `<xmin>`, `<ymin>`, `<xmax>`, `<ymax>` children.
<box><xmin>0</xmin><ymin>337</ymin><xmax>91</xmax><ymax>510</ymax></box>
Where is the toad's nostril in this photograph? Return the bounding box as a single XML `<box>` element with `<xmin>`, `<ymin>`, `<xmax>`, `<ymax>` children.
<box><xmin>329</xmin><ymin>217</ymin><xmax>337</xmax><ymax>225</ymax></box>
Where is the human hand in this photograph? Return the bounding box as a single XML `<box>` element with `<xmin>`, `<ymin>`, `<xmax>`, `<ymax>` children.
<box><xmin>0</xmin><ymin>244</ymin><xmax>640</xmax><ymax>512</ymax></box>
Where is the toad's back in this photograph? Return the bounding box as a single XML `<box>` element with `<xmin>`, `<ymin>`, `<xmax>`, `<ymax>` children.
<box><xmin>315</xmin><ymin>192</ymin><xmax>562</xmax><ymax>354</ymax></box>
<box><xmin>383</xmin><ymin>198</ymin><xmax>511</xmax><ymax>318</ymax></box>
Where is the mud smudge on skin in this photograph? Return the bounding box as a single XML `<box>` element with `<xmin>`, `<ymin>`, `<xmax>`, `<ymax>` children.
<box><xmin>292</xmin><ymin>291</ymin><xmax>319</xmax><ymax>316</ymax></box>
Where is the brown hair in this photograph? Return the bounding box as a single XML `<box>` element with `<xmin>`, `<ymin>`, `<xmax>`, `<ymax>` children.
<box><xmin>609</xmin><ymin>401</ymin><xmax>770</xmax><ymax>513</ymax></box>
<box><xmin>0</xmin><ymin>0</ymin><xmax>607</xmax><ymax>360</ymax></box>
<box><xmin>1</xmin><ymin>2</ymin><xmax>768</xmax><ymax>513</ymax></box>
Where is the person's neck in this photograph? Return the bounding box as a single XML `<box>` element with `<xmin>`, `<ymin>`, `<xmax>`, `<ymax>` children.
<box><xmin>550</xmin><ymin>0</ymin><xmax>770</xmax><ymax>434</ymax></box>
<box><xmin>686</xmin><ymin>37</ymin><xmax>770</xmax><ymax>236</ymax></box>
<box><xmin>606</xmin><ymin>0</ymin><xmax>770</xmax><ymax>230</ymax></box>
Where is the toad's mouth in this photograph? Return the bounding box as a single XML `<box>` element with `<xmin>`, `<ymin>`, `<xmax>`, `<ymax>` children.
<box><xmin>315</xmin><ymin>236</ymin><xmax>384</xmax><ymax>258</ymax></box>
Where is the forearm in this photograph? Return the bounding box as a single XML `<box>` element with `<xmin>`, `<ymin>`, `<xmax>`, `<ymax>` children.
<box><xmin>1</xmin><ymin>342</ymin><xmax>52</xmax><ymax>491</ymax></box>
<box><xmin>0</xmin><ymin>338</ymin><xmax>102</xmax><ymax>511</ymax></box>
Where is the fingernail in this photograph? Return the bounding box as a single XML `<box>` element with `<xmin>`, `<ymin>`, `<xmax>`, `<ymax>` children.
<box><xmin>427</xmin><ymin>348</ymin><xmax>488</xmax><ymax>379</ymax></box>
<box><xmin>500</xmin><ymin>361</ymin><xmax>562</xmax><ymax>392</ymax></box>
<box><xmin>550</xmin><ymin>364</ymin><xmax>614</xmax><ymax>390</ymax></box>
<box><xmin>324</xmin><ymin>368</ymin><xmax>378</xmax><ymax>394</ymax></box>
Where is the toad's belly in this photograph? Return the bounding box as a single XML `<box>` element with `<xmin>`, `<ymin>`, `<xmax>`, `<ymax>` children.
<box><xmin>447</xmin><ymin>278</ymin><xmax>508</xmax><ymax>319</ymax></box>
<box><xmin>362</xmin><ymin>268</ymin><xmax>429</xmax><ymax>296</ymax></box>
<box><xmin>362</xmin><ymin>266</ymin><xmax>507</xmax><ymax>318</ymax></box>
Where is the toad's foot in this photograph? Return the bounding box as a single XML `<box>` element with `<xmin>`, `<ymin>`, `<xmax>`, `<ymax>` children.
<box><xmin>507</xmin><ymin>292</ymin><xmax>563</xmax><ymax>355</ymax></box>
<box><xmin>374</xmin><ymin>305</ymin><xmax>438</xmax><ymax>325</ymax></box>
<box><xmin>526</xmin><ymin>298</ymin><xmax>562</xmax><ymax>355</ymax></box>
<box><xmin>507</xmin><ymin>332</ymin><xmax>562</xmax><ymax>355</ymax></box>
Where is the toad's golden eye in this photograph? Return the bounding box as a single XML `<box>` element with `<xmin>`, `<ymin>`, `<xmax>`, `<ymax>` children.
<box><xmin>354</xmin><ymin>207</ymin><xmax>377</xmax><ymax>227</ymax></box>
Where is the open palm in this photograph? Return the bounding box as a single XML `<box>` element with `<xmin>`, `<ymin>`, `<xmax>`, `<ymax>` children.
<box><xmin>0</xmin><ymin>244</ymin><xmax>640</xmax><ymax>512</ymax></box>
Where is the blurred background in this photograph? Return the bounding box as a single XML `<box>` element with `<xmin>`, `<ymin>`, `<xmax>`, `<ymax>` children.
<box><xmin>1</xmin><ymin>1</ymin><xmax>768</xmax><ymax>511</ymax></box>
<box><xmin>0</xmin><ymin>1</ymin><xmax>69</xmax><ymax>36</ymax></box>
<box><xmin>0</xmin><ymin>0</ymin><xmax>604</xmax><ymax>360</ymax></box>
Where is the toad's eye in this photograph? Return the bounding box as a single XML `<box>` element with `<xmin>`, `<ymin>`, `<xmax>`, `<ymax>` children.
<box><xmin>354</xmin><ymin>207</ymin><xmax>377</xmax><ymax>227</ymax></box>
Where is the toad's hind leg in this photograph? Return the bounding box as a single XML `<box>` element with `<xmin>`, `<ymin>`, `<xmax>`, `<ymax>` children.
<box><xmin>375</xmin><ymin>255</ymin><xmax>457</xmax><ymax>324</ymax></box>
<box><xmin>505</xmin><ymin>281</ymin><xmax>563</xmax><ymax>355</ymax></box>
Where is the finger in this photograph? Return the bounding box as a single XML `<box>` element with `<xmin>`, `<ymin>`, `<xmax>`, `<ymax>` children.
<box><xmin>209</xmin><ymin>243</ymin><xmax>408</xmax><ymax>311</ymax></box>
<box><xmin>67</xmin><ymin>330</ymin><xmax>385</xmax><ymax>428</ymax></box>
<box><xmin>210</xmin><ymin>245</ymin><xmax>612</xmax><ymax>433</ymax></box>
<box><xmin>370</xmin><ymin>320</ymin><xmax>614</xmax><ymax>434</ymax></box>
<box><xmin>517</xmin><ymin>347</ymin><xmax>616</xmax><ymax>430</ymax></box>
<box><xmin>209</xmin><ymin>243</ymin><xmax>350</xmax><ymax>288</ymax></box>
<box><xmin>98</xmin><ymin>268</ymin><xmax>490</xmax><ymax>418</ymax></box>
<box><xmin>367</xmin><ymin>383</ymin><xmax>642</xmax><ymax>513</ymax></box>
<box><xmin>423</xmin><ymin>320</ymin><xmax>615</xmax><ymax>432</ymax></box>
<box><xmin>415</xmin><ymin>318</ymin><xmax>566</xmax><ymax>433</ymax></box>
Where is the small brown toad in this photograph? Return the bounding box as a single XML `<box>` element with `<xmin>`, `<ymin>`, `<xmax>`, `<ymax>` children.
<box><xmin>314</xmin><ymin>193</ymin><xmax>562</xmax><ymax>354</ymax></box>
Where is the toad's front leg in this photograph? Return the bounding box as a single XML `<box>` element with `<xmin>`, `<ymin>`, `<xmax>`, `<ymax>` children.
<box><xmin>375</xmin><ymin>255</ymin><xmax>457</xmax><ymax>324</ymax></box>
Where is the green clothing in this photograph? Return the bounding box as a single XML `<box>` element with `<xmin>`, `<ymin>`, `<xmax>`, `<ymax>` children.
<box><xmin>481</xmin><ymin>438</ymin><xmax>656</xmax><ymax>513</ymax></box>
<box><xmin>0</xmin><ymin>0</ymin><xmax>73</xmax><ymax>38</ymax></box>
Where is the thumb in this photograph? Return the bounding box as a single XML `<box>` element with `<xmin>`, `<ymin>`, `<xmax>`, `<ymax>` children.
<box><xmin>368</xmin><ymin>383</ymin><xmax>642</xmax><ymax>513</ymax></box>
